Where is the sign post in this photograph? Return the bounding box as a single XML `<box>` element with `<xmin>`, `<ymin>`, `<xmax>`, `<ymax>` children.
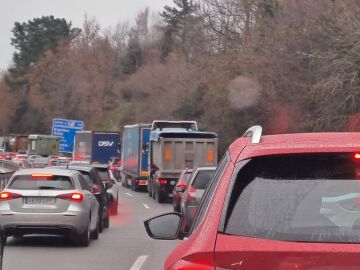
<box><xmin>51</xmin><ymin>118</ymin><xmax>84</xmax><ymax>153</ymax></box>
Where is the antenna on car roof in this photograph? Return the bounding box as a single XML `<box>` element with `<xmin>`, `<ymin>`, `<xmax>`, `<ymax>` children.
<box><xmin>243</xmin><ymin>125</ymin><xmax>263</xmax><ymax>144</ymax></box>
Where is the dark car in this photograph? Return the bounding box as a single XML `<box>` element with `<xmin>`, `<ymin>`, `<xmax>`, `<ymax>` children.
<box><xmin>91</xmin><ymin>163</ymin><xmax>119</xmax><ymax>215</ymax></box>
<box><xmin>55</xmin><ymin>165</ymin><xmax>112</xmax><ymax>232</ymax></box>
<box><xmin>145</xmin><ymin>127</ymin><xmax>360</xmax><ymax>270</ymax></box>
<box><xmin>180</xmin><ymin>167</ymin><xmax>216</xmax><ymax>232</ymax></box>
<box><xmin>172</xmin><ymin>169</ymin><xmax>193</xmax><ymax>212</ymax></box>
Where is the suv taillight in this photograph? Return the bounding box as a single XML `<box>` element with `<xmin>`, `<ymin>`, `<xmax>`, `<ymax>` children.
<box><xmin>57</xmin><ymin>193</ymin><xmax>84</xmax><ymax>202</ymax></box>
<box><xmin>0</xmin><ymin>192</ymin><xmax>22</xmax><ymax>200</ymax></box>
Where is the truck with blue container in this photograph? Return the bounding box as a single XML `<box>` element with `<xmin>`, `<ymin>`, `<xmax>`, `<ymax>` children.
<box><xmin>73</xmin><ymin>131</ymin><xmax>121</xmax><ymax>164</ymax></box>
<box><xmin>121</xmin><ymin>124</ymin><xmax>151</xmax><ymax>191</ymax></box>
<box><xmin>147</xmin><ymin>121</ymin><xmax>219</xmax><ymax>203</ymax></box>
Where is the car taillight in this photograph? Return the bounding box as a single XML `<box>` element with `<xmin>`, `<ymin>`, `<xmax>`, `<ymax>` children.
<box><xmin>0</xmin><ymin>192</ymin><xmax>22</xmax><ymax>200</ymax></box>
<box><xmin>110</xmin><ymin>166</ymin><xmax>116</xmax><ymax>171</ymax></box>
<box><xmin>159</xmin><ymin>179</ymin><xmax>167</xmax><ymax>185</ymax></box>
<box><xmin>177</xmin><ymin>184</ymin><xmax>187</xmax><ymax>190</ymax></box>
<box><xmin>57</xmin><ymin>193</ymin><xmax>84</xmax><ymax>202</ymax></box>
<box><xmin>354</xmin><ymin>153</ymin><xmax>360</xmax><ymax>159</ymax></box>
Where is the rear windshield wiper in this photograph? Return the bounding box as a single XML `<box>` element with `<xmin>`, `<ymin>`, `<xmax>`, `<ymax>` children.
<box><xmin>37</xmin><ymin>186</ymin><xmax>63</xmax><ymax>190</ymax></box>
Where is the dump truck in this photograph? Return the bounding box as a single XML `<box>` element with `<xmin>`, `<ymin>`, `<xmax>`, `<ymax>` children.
<box><xmin>121</xmin><ymin>124</ymin><xmax>151</xmax><ymax>190</ymax></box>
<box><xmin>147</xmin><ymin>120</ymin><xmax>218</xmax><ymax>203</ymax></box>
<box><xmin>73</xmin><ymin>131</ymin><xmax>121</xmax><ymax>164</ymax></box>
<box><xmin>28</xmin><ymin>135</ymin><xmax>60</xmax><ymax>157</ymax></box>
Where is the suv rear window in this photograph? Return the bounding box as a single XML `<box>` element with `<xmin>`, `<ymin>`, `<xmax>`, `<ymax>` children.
<box><xmin>192</xmin><ymin>170</ymin><xmax>215</xmax><ymax>189</ymax></box>
<box><xmin>9</xmin><ymin>175</ymin><xmax>74</xmax><ymax>190</ymax></box>
<box><xmin>225</xmin><ymin>153</ymin><xmax>360</xmax><ymax>243</ymax></box>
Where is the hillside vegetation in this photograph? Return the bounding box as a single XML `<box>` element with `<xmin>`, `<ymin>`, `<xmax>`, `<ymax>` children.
<box><xmin>1</xmin><ymin>0</ymin><xmax>360</xmax><ymax>154</ymax></box>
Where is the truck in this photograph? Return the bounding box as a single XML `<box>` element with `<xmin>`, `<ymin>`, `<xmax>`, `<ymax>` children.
<box><xmin>73</xmin><ymin>131</ymin><xmax>121</xmax><ymax>164</ymax></box>
<box><xmin>147</xmin><ymin>120</ymin><xmax>218</xmax><ymax>203</ymax></box>
<box><xmin>7</xmin><ymin>135</ymin><xmax>29</xmax><ymax>153</ymax></box>
<box><xmin>121</xmin><ymin>124</ymin><xmax>151</xmax><ymax>191</ymax></box>
<box><xmin>28</xmin><ymin>135</ymin><xmax>60</xmax><ymax>157</ymax></box>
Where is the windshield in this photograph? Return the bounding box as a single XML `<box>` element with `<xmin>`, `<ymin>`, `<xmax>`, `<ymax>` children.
<box><xmin>225</xmin><ymin>153</ymin><xmax>360</xmax><ymax>243</ymax></box>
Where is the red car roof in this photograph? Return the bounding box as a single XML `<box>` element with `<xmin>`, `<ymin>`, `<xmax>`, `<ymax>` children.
<box><xmin>229</xmin><ymin>132</ymin><xmax>360</xmax><ymax>162</ymax></box>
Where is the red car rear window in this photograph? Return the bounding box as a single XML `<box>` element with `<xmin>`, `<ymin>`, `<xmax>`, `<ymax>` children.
<box><xmin>225</xmin><ymin>153</ymin><xmax>360</xmax><ymax>243</ymax></box>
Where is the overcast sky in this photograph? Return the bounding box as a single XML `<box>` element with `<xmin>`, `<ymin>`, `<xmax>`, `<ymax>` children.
<box><xmin>0</xmin><ymin>0</ymin><xmax>172</xmax><ymax>71</ymax></box>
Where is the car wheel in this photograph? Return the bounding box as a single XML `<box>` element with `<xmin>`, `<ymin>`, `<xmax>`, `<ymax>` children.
<box><xmin>90</xmin><ymin>219</ymin><xmax>99</xmax><ymax>240</ymax></box>
<box><xmin>156</xmin><ymin>190</ymin><xmax>165</xmax><ymax>203</ymax></box>
<box><xmin>148</xmin><ymin>180</ymin><xmax>152</xmax><ymax>197</ymax></box>
<box><xmin>104</xmin><ymin>212</ymin><xmax>110</xmax><ymax>229</ymax></box>
<box><xmin>98</xmin><ymin>211</ymin><xmax>104</xmax><ymax>233</ymax></box>
<box><xmin>78</xmin><ymin>219</ymin><xmax>91</xmax><ymax>246</ymax></box>
<box><xmin>152</xmin><ymin>184</ymin><xmax>156</xmax><ymax>199</ymax></box>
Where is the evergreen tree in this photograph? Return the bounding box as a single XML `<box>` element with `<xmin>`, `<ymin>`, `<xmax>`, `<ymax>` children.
<box><xmin>9</xmin><ymin>16</ymin><xmax>80</xmax><ymax>79</ymax></box>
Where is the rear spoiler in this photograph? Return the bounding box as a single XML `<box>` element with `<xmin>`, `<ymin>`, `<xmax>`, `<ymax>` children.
<box><xmin>150</xmin><ymin>131</ymin><xmax>218</xmax><ymax>142</ymax></box>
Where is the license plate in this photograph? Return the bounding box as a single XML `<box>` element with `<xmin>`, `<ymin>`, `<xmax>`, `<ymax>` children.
<box><xmin>170</xmin><ymin>181</ymin><xmax>176</xmax><ymax>185</ymax></box>
<box><xmin>25</xmin><ymin>197</ymin><xmax>56</xmax><ymax>205</ymax></box>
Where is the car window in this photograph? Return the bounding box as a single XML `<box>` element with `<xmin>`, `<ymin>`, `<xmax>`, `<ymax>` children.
<box><xmin>78</xmin><ymin>174</ymin><xmax>90</xmax><ymax>191</ymax></box>
<box><xmin>191</xmin><ymin>170</ymin><xmax>215</xmax><ymax>189</ymax></box>
<box><xmin>79</xmin><ymin>171</ymin><xmax>95</xmax><ymax>185</ymax></box>
<box><xmin>9</xmin><ymin>175</ymin><xmax>74</xmax><ymax>190</ymax></box>
<box><xmin>224</xmin><ymin>153</ymin><xmax>360</xmax><ymax>243</ymax></box>
<box><xmin>188</xmin><ymin>154</ymin><xmax>229</xmax><ymax>234</ymax></box>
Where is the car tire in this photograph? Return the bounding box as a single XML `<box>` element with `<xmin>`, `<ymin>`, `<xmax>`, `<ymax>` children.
<box><xmin>104</xmin><ymin>212</ymin><xmax>110</xmax><ymax>229</ymax></box>
<box><xmin>148</xmin><ymin>180</ymin><xmax>152</xmax><ymax>197</ymax></box>
<box><xmin>90</xmin><ymin>219</ymin><xmax>99</xmax><ymax>240</ymax></box>
<box><xmin>98</xmin><ymin>211</ymin><xmax>104</xmax><ymax>233</ymax></box>
<box><xmin>78</xmin><ymin>219</ymin><xmax>91</xmax><ymax>247</ymax></box>
<box><xmin>156</xmin><ymin>190</ymin><xmax>165</xmax><ymax>203</ymax></box>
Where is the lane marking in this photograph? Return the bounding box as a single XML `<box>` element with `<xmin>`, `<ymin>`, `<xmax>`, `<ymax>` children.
<box><xmin>142</xmin><ymin>203</ymin><xmax>150</xmax><ymax>209</ymax></box>
<box><xmin>129</xmin><ymin>255</ymin><xmax>148</xmax><ymax>270</ymax></box>
<box><xmin>125</xmin><ymin>193</ymin><xmax>133</xmax><ymax>197</ymax></box>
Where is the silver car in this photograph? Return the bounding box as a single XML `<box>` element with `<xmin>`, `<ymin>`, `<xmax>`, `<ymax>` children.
<box><xmin>0</xmin><ymin>168</ymin><xmax>99</xmax><ymax>246</ymax></box>
<box><xmin>180</xmin><ymin>166</ymin><xmax>217</xmax><ymax>233</ymax></box>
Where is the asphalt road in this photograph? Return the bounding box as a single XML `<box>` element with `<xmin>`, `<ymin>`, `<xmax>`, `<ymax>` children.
<box><xmin>2</xmin><ymin>185</ymin><xmax>179</xmax><ymax>270</ymax></box>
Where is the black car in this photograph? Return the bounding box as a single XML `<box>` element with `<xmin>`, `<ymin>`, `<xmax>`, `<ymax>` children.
<box><xmin>55</xmin><ymin>165</ymin><xmax>112</xmax><ymax>232</ymax></box>
<box><xmin>91</xmin><ymin>164</ymin><xmax>119</xmax><ymax>215</ymax></box>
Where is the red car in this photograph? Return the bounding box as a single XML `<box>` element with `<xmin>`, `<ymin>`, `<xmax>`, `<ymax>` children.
<box><xmin>145</xmin><ymin>126</ymin><xmax>360</xmax><ymax>270</ymax></box>
<box><xmin>172</xmin><ymin>169</ymin><xmax>193</xmax><ymax>212</ymax></box>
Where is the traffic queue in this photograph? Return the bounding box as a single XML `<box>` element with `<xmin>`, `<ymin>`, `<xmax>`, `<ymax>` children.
<box><xmin>0</xmin><ymin>120</ymin><xmax>219</xmax><ymax>249</ymax></box>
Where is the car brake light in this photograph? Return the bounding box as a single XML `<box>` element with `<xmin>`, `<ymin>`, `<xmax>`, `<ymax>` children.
<box><xmin>57</xmin><ymin>193</ymin><xmax>84</xmax><ymax>202</ymax></box>
<box><xmin>110</xmin><ymin>166</ymin><xmax>116</xmax><ymax>171</ymax></box>
<box><xmin>177</xmin><ymin>184</ymin><xmax>187</xmax><ymax>190</ymax></box>
<box><xmin>32</xmin><ymin>173</ymin><xmax>53</xmax><ymax>178</ymax></box>
<box><xmin>355</xmin><ymin>153</ymin><xmax>360</xmax><ymax>159</ymax></box>
<box><xmin>0</xmin><ymin>192</ymin><xmax>22</xmax><ymax>200</ymax></box>
<box><xmin>159</xmin><ymin>179</ymin><xmax>167</xmax><ymax>185</ymax></box>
